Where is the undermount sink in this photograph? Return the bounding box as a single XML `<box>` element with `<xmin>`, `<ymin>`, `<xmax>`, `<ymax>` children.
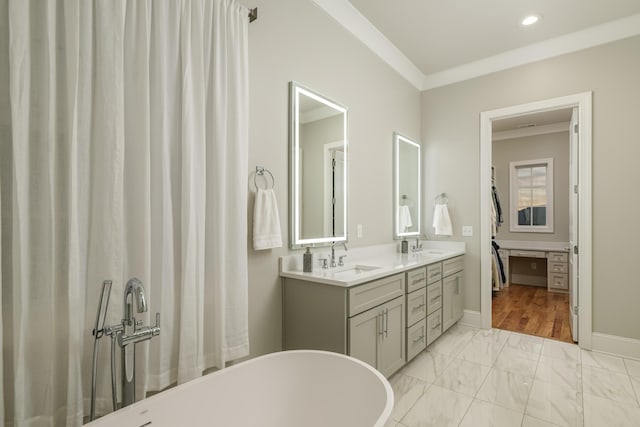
<box><xmin>423</xmin><ymin>249</ymin><xmax>447</xmax><ymax>255</ymax></box>
<box><xmin>332</xmin><ymin>264</ymin><xmax>381</xmax><ymax>277</ymax></box>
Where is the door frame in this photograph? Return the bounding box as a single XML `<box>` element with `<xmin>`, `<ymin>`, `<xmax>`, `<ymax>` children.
<box><xmin>479</xmin><ymin>92</ymin><xmax>593</xmax><ymax>349</ymax></box>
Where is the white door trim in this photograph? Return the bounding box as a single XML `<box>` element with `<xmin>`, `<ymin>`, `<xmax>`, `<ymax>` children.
<box><xmin>480</xmin><ymin>92</ymin><xmax>593</xmax><ymax>349</ymax></box>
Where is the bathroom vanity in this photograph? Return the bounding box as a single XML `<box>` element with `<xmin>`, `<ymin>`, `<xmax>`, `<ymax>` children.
<box><xmin>280</xmin><ymin>242</ymin><xmax>464</xmax><ymax>378</ymax></box>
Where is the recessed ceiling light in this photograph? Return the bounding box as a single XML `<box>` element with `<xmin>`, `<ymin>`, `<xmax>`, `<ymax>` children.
<box><xmin>521</xmin><ymin>15</ymin><xmax>540</xmax><ymax>26</ymax></box>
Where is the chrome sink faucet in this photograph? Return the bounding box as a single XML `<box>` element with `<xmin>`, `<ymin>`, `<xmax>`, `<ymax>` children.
<box><xmin>330</xmin><ymin>241</ymin><xmax>348</xmax><ymax>267</ymax></box>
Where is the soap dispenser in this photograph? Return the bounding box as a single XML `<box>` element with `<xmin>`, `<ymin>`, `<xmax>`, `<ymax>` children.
<box><xmin>303</xmin><ymin>246</ymin><xmax>313</xmax><ymax>272</ymax></box>
<box><xmin>401</xmin><ymin>238</ymin><xmax>409</xmax><ymax>254</ymax></box>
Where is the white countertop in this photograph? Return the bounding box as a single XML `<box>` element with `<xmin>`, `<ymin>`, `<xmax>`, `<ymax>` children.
<box><xmin>280</xmin><ymin>241</ymin><xmax>465</xmax><ymax>287</ymax></box>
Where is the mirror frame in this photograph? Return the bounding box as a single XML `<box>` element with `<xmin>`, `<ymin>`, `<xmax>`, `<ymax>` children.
<box><xmin>289</xmin><ymin>81</ymin><xmax>348</xmax><ymax>249</ymax></box>
<box><xmin>393</xmin><ymin>132</ymin><xmax>421</xmax><ymax>239</ymax></box>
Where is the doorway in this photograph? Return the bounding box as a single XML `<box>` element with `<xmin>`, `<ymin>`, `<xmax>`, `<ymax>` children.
<box><xmin>479</xmin><ymin>92</ymin><xmax>593</xmax><ymax>349</ymax></box>
<box><xmin>490</xmin><ymin>108</ymin><xmax>573</xmax><ymax>342</ymax></box>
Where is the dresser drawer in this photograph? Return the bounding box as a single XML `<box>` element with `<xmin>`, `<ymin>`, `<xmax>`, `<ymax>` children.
<box><xmin>442</xmin><ymin>256</ymin><xmax>464</xmax><ymax>277</ymax></box>
<box><xmin>426</xmin><ymin>282</ymin><xmax>442</xmax><ymax>315</ymax></box>
<box><xmin>548</xmin><ymin>273</ymin><xmax>568</xmax><ymax>290</ymax></box>
<box><xmin>406</xmin><ymin>287</ymin><xmax>427</xmax><ymax>326</ymax></box>
<box><xmin>348</xmin><ymin>273</ymin><xmax>405</xmax><ymax>316</ymax></box>
<box><xmin>549</xmin><ymin>262</ymin><xmax>568</xmax><ymax>274</ymax></box>
<box><xmin>406</xmin><ymin>267</ymin><xmax>427</xmax><ymax>293</ymax></box>
<box><xmin>426</xmin><ymin>263</ymin><xmax>442</xmax><ymax>284</ymax></box>
<box><xmin>510</xmin><ymin>250</ymin><xmax>546</xmax><ymax>258</ymax></box>
<box><xmin>548</xmin><ymin>252</ymin><xmax>568</xmax><ymax>263</ymax></box>
<box><xmin>426</xmin><ymin>309</ymin><xmax>442</xmax><ymax>346</ymax></box>
<box><xmin>406</xmin><ymin>318</ymin><xmax>427</xmax><ymax>361</ymax></box>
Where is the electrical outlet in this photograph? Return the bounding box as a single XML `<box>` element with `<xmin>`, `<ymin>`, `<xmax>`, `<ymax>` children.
<box><xmin>357</xmin><ymin>224</ymin><xmax>363</xmax><ymax>238</ymax></box>
<box><xmin>462</xmin><ymin>226</ymin><xmax>473</xmax><ymax>236</ymax></box>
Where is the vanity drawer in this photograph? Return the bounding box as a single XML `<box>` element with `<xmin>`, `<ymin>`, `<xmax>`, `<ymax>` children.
<box><xmin>406</xmin><ymin>267</ymin><xmax>427</xmax><ymax>293</ymax></box>
<box><xmin>426</xmin><ymin>309</ymin><xmax>442</xmax><ymax>346</ymax></box>
<box><xmin>348</xmin><ymin>273</ymin><xmax>405</xmax><ymax>316</ymax></box>
<box><xmin>549</xmin><ymin>262</ymin><xmax>568</xmax><ymax>274</ymax></box>
<box><xmin>510</xmin><ymin>250</ymin><xmax>546</xmax><ymax>259</ymax></box>
<box><xmin>406</xmin><ymin>318</ymin><xmax>427</xmax><ymax>362</ymax></box>
<box><xmin>548</xmin><ymin>252</ymin><xmax>568</xmax><ymax>263</ymax></box>
<box><xmin>442</xmin><ymin>256</ymin><xmax>464</xmax><ymax>277</ymax></box>
<box><xmin>549</xmin><ymin>273</ymin><xmax>569</xmax><ymax>290</ymax></box>
<box><xmin>426</xmin><ymin>282</ymin><xmax>442</xmax><ymax>315</ymax></box>
<box><xmin>406</xmin><ymin>287</ymin><xmax>427</xmax><ymax>326</ymax></box>
<box><xmin>426</xmin><ymin>263</ymin><xmax>442</xmax><ymax>284</ymax></box>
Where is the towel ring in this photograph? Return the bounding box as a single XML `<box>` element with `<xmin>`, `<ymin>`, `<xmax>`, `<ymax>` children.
<box><xmin>254</xmin><ymin>166</ymin><xmax>275</xmax><ymax>190</ymax></box>
<box><xmin>435</xmin><ymin>193</ymin><xmax>448</xmax><ymax>204</ymax></box>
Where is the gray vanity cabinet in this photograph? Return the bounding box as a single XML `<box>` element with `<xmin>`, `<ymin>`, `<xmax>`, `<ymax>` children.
<box><xmin>349</xmin><ymin>295</ymin><xmax>405</xmax><ymax>377</ymax></box>
<box><xmin>282</xmin><ymin>273</ymin><xmax>406</xmax><ymax>378</ymax></box>
<box><xmin>442</xmin><ymin>256</ymin><xmax>464</xmax><ymax>331</ymax></box>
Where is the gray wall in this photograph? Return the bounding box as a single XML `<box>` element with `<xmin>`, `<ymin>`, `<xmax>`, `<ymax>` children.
<box><xmin>422</xmin><ymin>35</ymin><xmax>640</xmax><ymax>339</ymax></box>
<box><xmin>247</xmin><ymin>0</ymin><xmax>421</xmax><ymax>358</ymax></box>
<box><xmin>493</xmin><ymin>132</ymin><xmax>570</xmax><ymax>243</ymax></box>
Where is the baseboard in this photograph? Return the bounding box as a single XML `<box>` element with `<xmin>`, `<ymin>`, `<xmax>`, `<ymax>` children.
<box><xmin>460</xmin><ymin>309</ymin><xmax>483</xmax><ymax>329</ymax></box>
<box><xmin>591</xmin><ymin>332</ymin><xmax>640</xmax><ymax>361</ymax></box>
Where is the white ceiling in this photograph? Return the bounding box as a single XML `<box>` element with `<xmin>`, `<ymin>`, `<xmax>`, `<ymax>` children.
<box><xmin>312</xmin><ymin>0</ymin><xmax>640</xmax><ymax>89</ymax></box>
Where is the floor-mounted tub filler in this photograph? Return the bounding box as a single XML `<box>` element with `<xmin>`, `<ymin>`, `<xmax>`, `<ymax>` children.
<box><xmin>86</xmin><ymin>350</ymin><xmax>394</xmax><ymax>427</ymax></box>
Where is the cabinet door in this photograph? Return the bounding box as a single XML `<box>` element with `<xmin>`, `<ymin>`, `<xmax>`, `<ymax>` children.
<box><xmin>378</xmin><ymin>296</ymin><xmax>406</xmax><ymax>377</ymax></box>
<box><xmin>348</xmin><ymin>305</ymin><xmax>380</xmax><ymax>370</ymax></box>
<box><xmin>442</xmin><ymin>271</ymin><xmax>464</xmax><ymax>331</ymax></box>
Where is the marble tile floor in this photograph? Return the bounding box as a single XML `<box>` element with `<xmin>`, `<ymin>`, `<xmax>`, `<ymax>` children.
<box><xmin>385</xmin><ymin>325</ymin><xmax>640</xmax><ymax>427</ymax></box>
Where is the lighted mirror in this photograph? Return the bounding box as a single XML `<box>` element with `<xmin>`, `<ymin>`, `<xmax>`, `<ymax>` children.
<box><xmin>289</xmin><ymin>82</ymin><xmax>348</xmax><ymax>248</ymax></box>
<box><xmin>393</xmin><ymin>133</ymin><xmax>421</xmax><ymax>238</ymax></box>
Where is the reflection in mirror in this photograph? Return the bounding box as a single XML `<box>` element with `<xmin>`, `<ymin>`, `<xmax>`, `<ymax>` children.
<box><xmin>290</xmin><ymin>82</ymin><xmax>348</xmax><ymax>248</ymax></box>
<box><xmin>394</xmin><ymin>133</ymin><xmax>421</xmax><ymax>238</ymax></box>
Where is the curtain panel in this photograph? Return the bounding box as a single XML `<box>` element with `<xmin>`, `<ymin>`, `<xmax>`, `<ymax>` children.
<box><xmin>0</xmin><ymin>1</ymin><xmax>250</xmax><ymax>425</ymax></box>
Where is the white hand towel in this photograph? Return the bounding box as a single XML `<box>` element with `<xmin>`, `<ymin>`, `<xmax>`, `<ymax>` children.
<box><xmin>253</xmin><ymin>188</ymin><xmax>282</xmax><ymax>250</ymax></box>
<box><xmin>433</xmin><ymin>203</ymin><xmax>453</xmax><ymax>236</ymax></box>
<box><xmin>398</xmin><ymin>205</ymin><xmax>413</xmax><ymax>232</ymax></box>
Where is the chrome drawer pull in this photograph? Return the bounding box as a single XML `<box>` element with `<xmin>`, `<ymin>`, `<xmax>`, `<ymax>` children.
<box><xmin>413</xmin><ymin>335</ymin><xmax>425</xmax><ymax>344</ymax></box>
<box><xmin>431</xmin><ymin>323</ymin><xmax>441</xmax><ymax>330</ymax></box>
<box><xmin>413</xmin><ymin>303</ymin><xmax>426</xmax><ymax>311</ymax></box>
<box><xmin>384</xmin><ymin>309</ymin><xmax>389</xmax><ymax>337</ymax></box>
<box><xmin>431</xmin><ymin>296</ymin><xmax>441</xmax><ymax>302</ymax></box>
<box><xmin>430</xmin><ymin>271</ymin><xmax>441</xmax><ymax>278</ymax></box>
<box><xmin>412</xmin><ymin>277</ymin><xmax>425</xmax><ymax>284</ymax></box>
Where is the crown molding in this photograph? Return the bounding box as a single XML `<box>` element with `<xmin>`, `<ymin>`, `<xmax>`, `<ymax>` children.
<box><xmin>312</xmin><ymin>1</ymin><xmax>640</xmax><ymax>92</ymax></box>
<box><xmin>311</xmin><ymin>0</ymin><xmax>424</xmax><ymax>89</ymax></box>
<box><xmin>422</xmin><ymin>13</ymin><xmax>640</xmax><ymax>90</ymax></box>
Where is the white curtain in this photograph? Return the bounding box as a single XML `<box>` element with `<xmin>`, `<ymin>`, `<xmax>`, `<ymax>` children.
<box><xmin>0</xmin><ymin>0</ymin><xmax>250</xmax><ymax>425</ymax></box>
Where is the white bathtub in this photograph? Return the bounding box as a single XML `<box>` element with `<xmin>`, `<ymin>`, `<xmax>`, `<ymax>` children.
<box><xmin>87</xmin><ymin>350</ymin><xmax>394</xmax><ymax>427</ymax></box>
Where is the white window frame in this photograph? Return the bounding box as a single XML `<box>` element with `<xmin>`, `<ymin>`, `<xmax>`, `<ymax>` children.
<box><xmin>509</xmin><ymin>158</ymin><xmax>554</xmax><ymax>233</ymax></box>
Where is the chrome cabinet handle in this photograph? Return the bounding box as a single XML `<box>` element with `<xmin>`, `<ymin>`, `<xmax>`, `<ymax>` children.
<box><xmin>431</xmin><ymin>322</ymin><xmax>441</xmax><ymax>330</ymax></box>
<box><xmin>384</xmin><ymin>308</ymin><xmax>389</xmax><ymax>337</ymax></box>
<box><xmin>413</xmin><ymin>335</ymin><xmax>425</xmax><ymax>344</ymax></box>
<box><xmin>378</xmin><ymin>312</ymin><xmax>384</xmax><ymax>336</ymax></box>
<box><xmin>413</xmin><ymin>303</ymin><xmax>426</xmax><ymax>311</ymax></box>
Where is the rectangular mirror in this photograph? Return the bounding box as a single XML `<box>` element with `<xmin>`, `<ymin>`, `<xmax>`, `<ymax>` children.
<box><xmin>289</xmin><ymin>82</ymin><xmax>348</xmax><ymax>248</ymax></box>
<box><xmin>394</xmin><ymin>132</ymin><xmax>421</xmax><ymax>238</ymax></box>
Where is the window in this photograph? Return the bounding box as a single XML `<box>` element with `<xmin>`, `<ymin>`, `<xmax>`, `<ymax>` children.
<box><xmin>509</xmin><ymin>158</ymin><xmax>554</xmax><ymax>233</ymax></box>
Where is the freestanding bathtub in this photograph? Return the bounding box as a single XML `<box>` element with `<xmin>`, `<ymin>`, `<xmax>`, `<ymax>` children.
<box><xmin>86</xmin><ymin>350</ymin><xmax>394</xmax><ymax>427</ymax></box>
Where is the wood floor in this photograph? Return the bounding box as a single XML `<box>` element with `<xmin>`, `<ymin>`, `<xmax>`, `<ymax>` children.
<box><xmin>492</xmin><ymin>284</ymin><xmax>575</xmax><ymax>343</ymax></box>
